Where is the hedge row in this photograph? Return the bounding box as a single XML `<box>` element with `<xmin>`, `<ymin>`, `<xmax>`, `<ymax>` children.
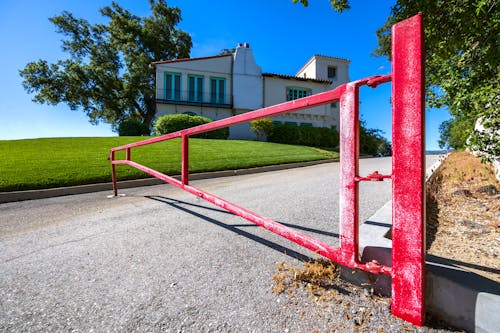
<box><xmin>268</xmin><ymin>124</ymin><xmax>339</xmax><ymax>148</ymax></box>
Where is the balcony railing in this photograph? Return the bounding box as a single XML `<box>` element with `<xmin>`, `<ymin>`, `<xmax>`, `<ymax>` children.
<box><xmin>156</xmin><ymin>89</ymin><xmax>233</xmax><ymax>108</ymax></box>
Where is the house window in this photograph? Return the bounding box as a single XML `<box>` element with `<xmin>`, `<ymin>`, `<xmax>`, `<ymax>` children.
<box><xmin>210</xmin><ymin>77</ymin><xmax>226</xmax><ymax>104</ymax></box>
<box><xmin>286</xmin><ymin>87</ymin><xmax>311</xmax><ymax>101</ymax></box>
<box><xmin>272</xmin><ymin>121</ymin><xmax>282</xmax><ymax>125</ymax></box>
<box><xmin>183</xmin><ymin>111</ymin><xmax>197</xmax><ymax>116</ymax></box>
<box><xmin>328</xmin><ymin>66</ymin><xmax>337</xmax><ymax>79</ymax></box>
<box><xmin>164</xmin><ymin>72</ymin><xmax>181</xmax><ymax>100</ymax></box>
<box><xmin>300</xmin><ymin>122</ymin><xmax>313</xmax><ymax>127</ymax></box>
<box><xmin>330</xmin><ymin>101</ymin><xmax>338</xmax><ymax>108</ymax></box>
<box><xmin>188</xmin><ymin>75</ymin><xmax>203</xmax><ymax>102</ymax></box>
<box><xmin>285</xmin><ymin>121</ymin><xmax>297</xmax><ymax>126</ymax></box>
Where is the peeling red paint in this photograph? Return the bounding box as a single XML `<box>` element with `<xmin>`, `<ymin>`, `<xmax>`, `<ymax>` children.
<box><xmin>391</xmin><ymin>13</ymin><xmax>425</xmax><ymax>326</ymax></box>
<box><xmin>110</xmin><ymin>14</ymin><xmax>424</xmax><ymax>327</ymax></box>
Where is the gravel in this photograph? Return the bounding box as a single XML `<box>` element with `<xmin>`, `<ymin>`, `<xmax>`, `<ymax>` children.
<box><xmin>0</xmin><ymin>157</ymin><xmax>459</xmax><ymax>332</ymax></box>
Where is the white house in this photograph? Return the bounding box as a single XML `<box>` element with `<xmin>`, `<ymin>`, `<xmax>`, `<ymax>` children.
<box><xmin>151</xmin><ymin>43</ymin><xmax>350</xmax><ymax>139</ymax></box>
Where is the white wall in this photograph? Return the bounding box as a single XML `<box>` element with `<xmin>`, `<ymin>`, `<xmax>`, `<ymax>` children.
<box><xmin>296</xmin><ymin>55</ymin><xmax>350</xmax><ymax>88</ymax></box>
<box><xmin>298</xmin><ymin>58</ymin><xmax>317</xmax><ymax>80</ymax></box>
<box><xmin>155</xmin><ymin>104</ymin><xmax>232</xmax><ymax>121</ymax></box>
<box><xmin>263</xmin><ymin>76</ymin><xmax>338</xmax><ymax>129</ymax></box>
<box><xmin>155</xmin><ymin>55</ymin><xmax>233</xmax><ymax>102</ymax></box>
<box><xmin>232</xmin><ymin>44</ymin><xmax>263</xmax><ymax>110</ymax></box>
<box><xmin>153</xmin><ymin>50</ymin><xmax>347</xmax><ymax>138</ymax></box>
<box><xmin>313</xmin><ymin>57</ymin><xmax>350</xmax><ymax>86</ymax></box>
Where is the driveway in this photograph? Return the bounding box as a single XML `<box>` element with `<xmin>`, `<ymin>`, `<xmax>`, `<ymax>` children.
<box><xmin>0</xmin><ymin>156</ymin><xmax>439</xmax><ymax>332</ymax></box>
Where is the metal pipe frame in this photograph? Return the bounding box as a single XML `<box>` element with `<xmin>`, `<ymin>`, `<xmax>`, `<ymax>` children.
<box><xmin>109</xmin><ymin>13</ymin><xmax>424</xmax><ymax>326</ymax></box>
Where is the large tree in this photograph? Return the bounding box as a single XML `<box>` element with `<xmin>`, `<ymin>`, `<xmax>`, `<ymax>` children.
<box><xmin>375</xmin><ymin>0</ymin><xmax>498</xmax><ymax>157</ymax></box>
<box><xmin>20</xmin><ymin>0</ymin><xmax>192</xmax><ymax>132</ymax></box>
<box><xmin>293</xmin><ymin>0</ymin><xmax>350</xmax><ymax>12</ymax></box>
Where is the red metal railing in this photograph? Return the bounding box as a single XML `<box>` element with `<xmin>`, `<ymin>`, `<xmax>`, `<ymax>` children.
<box><xmin>110</xmin><ymin>14</ymin><xmax>424</xmax><ymax>326</ymax></box>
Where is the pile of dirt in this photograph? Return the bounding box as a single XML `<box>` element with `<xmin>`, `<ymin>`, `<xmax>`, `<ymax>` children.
<box><xmin>426</xmin><ymin>151</ymin><xmax>500</xmax><ymax>281</ymax></box>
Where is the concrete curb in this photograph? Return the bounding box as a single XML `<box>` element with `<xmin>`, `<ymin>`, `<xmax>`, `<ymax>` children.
<box><xmin>347</xmin><ymin>154</ymin><xmax>500</xmax><ymax>332</ymax></box>
<box><xmin>0</xmin><ymin>159</ymin><xmax>337</xmax><ymax>204</ymax></box>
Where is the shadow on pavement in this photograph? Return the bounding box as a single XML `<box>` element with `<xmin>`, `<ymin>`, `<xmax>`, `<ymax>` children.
<box><xmin>146</xmin><ymin>195</ymin><xmax>314</xmax><ymax>262</ymax></box>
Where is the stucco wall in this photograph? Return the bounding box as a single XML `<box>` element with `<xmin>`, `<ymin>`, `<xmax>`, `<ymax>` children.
<box><xmin>155</xmin><ymin>56</ymin><xmax>232</xmax><ymax>102</ymax></box>
<box><xmin>153</xmin><ymin>49</ymin><xmax>348</xmax><ymax>138</ymax></box>
<box><xmin>154</xmin><ymin>104</ymin><xmax>253</xmax><ymax>139</ymax></box>
<box><xmin>313</xmin><ymin>57</ymin><xmax>349</xmax><ymax>85</ymax></box>
<box><xmin>155</xmin><ymin>104</ymin><xmax>232</xmax><ymax>122</ymax></box>
<box><xmin>232</xmin><ymin>45</ymin><xmax>263</xmax><ymax>110</ymax></box>
<box><xmin>262</xmin><ymin>76</ymin><xmax>337</xmax><ymax>128</ymax></box>
<box><xmin>297</xmin><ymin>58</ymin><xmax>317</xmax><ymax>80</ymax></box>
<box><xmin>296</xmin><ymin>56</ymin><xmax>350</xmax><ymax>88</ymax></box>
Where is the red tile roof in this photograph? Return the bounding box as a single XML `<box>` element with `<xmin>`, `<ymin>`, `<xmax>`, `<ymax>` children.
<box><xmin>262</xmin><ymin>73</ymin><xmax>331</xmax><ymax>84</ymax></box>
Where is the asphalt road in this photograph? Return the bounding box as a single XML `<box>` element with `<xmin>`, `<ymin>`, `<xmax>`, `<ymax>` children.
<box><xmin>0</xmin><ymin>156</ymin><xmax>439</xmax><ymax>332</ymax></box>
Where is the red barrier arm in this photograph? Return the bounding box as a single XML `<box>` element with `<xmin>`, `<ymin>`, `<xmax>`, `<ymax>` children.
<box><xmin>110</xmin><ymin>13</ymin><xmax>425</xmax><ymax>327</ymax></box>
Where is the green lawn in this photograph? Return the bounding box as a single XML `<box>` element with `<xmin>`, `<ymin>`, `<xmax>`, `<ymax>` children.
<box><xmin>0</xmin><ymin>137</ymin><xmax>338</xmax><ymax>192</ymax></box>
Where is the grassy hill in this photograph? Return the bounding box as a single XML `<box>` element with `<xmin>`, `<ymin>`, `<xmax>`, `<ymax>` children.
<box><xmin>0</xmin><ymin>137</ymin><xmax>338</xmax><ymax>192</ymax></box>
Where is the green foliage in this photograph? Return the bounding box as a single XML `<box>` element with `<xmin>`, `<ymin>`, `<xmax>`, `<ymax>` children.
<box><xmin>0</xmin><ymin>137</ymin><xmax>337</xmax><ymax>192</ymax></box>
<box><xmin>438</xmin><ymin>118</ymin><xmax>473</xmax><ymax>150</ymax></box>
<box><xmin>19</xmin><ymin>0</ymin><xmax>192</xmax><ymax>131</ymax></box>
<box><xmin>268</xmin><ymin>124</ymin><xmax>339</xmax><ymax>148</ymax></box>
<box><xmin>117</xmin><ymin>119</ymin><xmax>150</xmax><ymax>136</ymax></box>
<box><xmin>467</xmin><ymin>109</ymin><xmax>500</xmax><ymax>162</ymax></box>
<box><xmin>375</xmin><ymin>0</ymin><xmax>499</xmax><ymax>153</ymax></box>
<box><xmin>292</xmin><ymin>0</ymin><xmax>350</xmax><ymax>12</ymax></box>
<box><xmin>154</xmin><ymin>114</ymin><xmax>229</xmax><ymax>139</ymax></box>
<box><xmin>250</xmin><ymin>118</ymin><xmax>274</xmax><ymax>141</ymax></box>
<box><xmin>359</xmin><ymin>120</ymin><xmax>392</xmax><ymax>156</ymax></box>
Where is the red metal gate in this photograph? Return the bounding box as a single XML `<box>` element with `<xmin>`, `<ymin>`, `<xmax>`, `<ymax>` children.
<box><xmin>110</xmin><ymin>14</ymin><xmax>425</xmax><ymax>326</ymax></box>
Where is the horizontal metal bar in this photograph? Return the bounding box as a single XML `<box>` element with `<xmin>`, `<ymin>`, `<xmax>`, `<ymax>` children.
<box><xmin>111</xmin><ymin>132</ymin><xmax>182</xmax><ymax>152</ymax></box>
<box><xmin>112</xmin><ymin>159</ymin><xmax>391</xmax><ymax>275</ymax></box>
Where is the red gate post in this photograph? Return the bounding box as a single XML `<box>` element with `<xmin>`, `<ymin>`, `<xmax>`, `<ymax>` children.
<box><xmin>339</xmin><ymin>81</ymin><xmax>360</xmax><ymax>267</ymax></box>
<box><xmin>110</xmin><ymin>150</ymin><xmax>118</xmax><ymax>196</ymax></box>
<box><xmin>181</xmin><ymin>134</ymin><xmax>189</xmax><ymax>185</ymax></box>
<box><xmin>391</xmin><ymin>13</ymin><xmax>426</xmax><ymax>326</ymax></box>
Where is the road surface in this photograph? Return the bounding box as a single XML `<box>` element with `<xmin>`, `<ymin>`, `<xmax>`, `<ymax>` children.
<box><xmin>0</xmin><ymin>156</ymin><xmax>439</xmax><ymax>331</ymax></box>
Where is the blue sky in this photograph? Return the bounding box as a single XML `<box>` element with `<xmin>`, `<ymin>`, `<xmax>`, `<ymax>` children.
<box><xmin>0</xmin><ymin>0</ymin><xmax>450</xmax><ymax>149</ymax></box>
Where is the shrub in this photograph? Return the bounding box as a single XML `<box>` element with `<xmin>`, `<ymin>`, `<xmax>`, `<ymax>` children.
<box><xmin>268</xmin><ymin>124</ymin><xmax>339</xmax><ymax>148</ymax></box>
<box><xmin>154</xmin><ymin>114</ymin><xmax>229</xmax><ymax>139</ymax></box>
<box><xmin>359</xmin><ymin>120</ymin><xmax>392</xmax><ymax>156</ymax></box>
<box><xmin>117</xmin><ymin>119</ymin><xmax>150</xmax><ymax>136</ymax></box>
<box><xmin>250</xmin><ymin>118</ymin><xmax>274</xmax><ymax>141</ymax></box>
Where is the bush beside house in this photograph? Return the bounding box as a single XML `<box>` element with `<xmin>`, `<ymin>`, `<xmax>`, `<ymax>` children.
<box><xmin>154</xmin><ymin>114</ymin><xmax>229</xmax><ymax>139</ymax></box>
<box><xmin>268</xmin><ymin>124</ymin><xmax>339</xmax><ymax>148</ymax></box>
